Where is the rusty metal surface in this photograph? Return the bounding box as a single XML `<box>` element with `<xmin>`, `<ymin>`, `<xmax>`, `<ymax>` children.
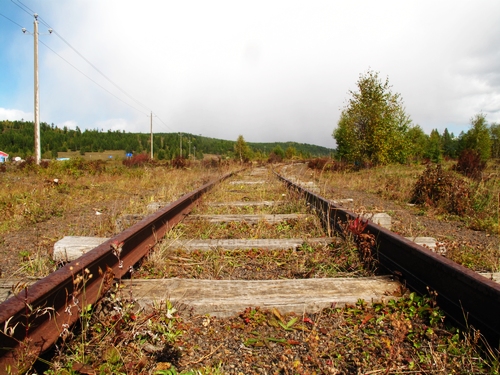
<box><xmin>0</xmin><ymin>171</ymin><xmax>234</xmax><ymax>373</ymax></box>
<box><xmin>276</xmin><ymin>172</ymin><xmax>500</xmax><ymax>348</ymax></box>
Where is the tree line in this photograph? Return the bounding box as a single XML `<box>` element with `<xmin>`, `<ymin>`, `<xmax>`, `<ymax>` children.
<box><xmin>0</xmin><ymin>120</ymin><xmax>331</xmax><ymax>160</ymax></box>
<box><xmin>333</xmin><ymin>70</ymin><xmax>500</xmax><ymax>165</ymax></box>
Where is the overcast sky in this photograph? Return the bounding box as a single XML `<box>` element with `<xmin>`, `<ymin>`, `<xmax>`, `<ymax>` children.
<box><xmin>1</xmin><ymin>1</ymin><xmax>499</xmax><ymax>148</ymax></box>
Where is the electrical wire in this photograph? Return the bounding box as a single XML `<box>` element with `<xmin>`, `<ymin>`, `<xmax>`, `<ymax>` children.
<box><xmin>0</xmin><ymin>12</ymin><xmax>24</xmax><ymax>28</ymax></box>
<box><xmin>11</xmin><ymin>0</ymin><xmax>179</xmax><ymax>134</ymax></box>
<box><xmin>9</xmin><ymin>0</ymin><xmax>32</xmax><ymax>17</ymax></box>
<box><xmin>153</xmin><ymin>114</ymin><xmax>175</xmax><ymax>133</ymax></box>
<box><xmin>14</xmin><ymin>0</ymin><xmax>152</xmax><ymax>114</ymax></box>
<box><xmin>51</xmin><ymin>30</ymin><xmax>151</xmax><ymax>113</ymax></box>
<box><xmin>39</xmin><ymin>39</ymin><xmax>149</xmax><ymax>117</ymax></box>
<box><xmin>14</xmin><ymin>2</ymin><xmax>153</xmax><ymax>114</ymax></box>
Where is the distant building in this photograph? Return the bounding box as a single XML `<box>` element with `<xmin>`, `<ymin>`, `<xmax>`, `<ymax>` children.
<box><xmin>0</xmin><ymin>151</ymin><xmax>9</xmax><ymax>163</ymax></box>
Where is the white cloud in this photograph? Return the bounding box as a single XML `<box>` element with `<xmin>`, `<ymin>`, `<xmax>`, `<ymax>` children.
<box><xmin>2</xmin><ymin>1</ymin><xmax>500</xmax><ymax>148</ymax></box>
<box><xmin>95</xmin><ymin>118</ymin><xmax>140</xmax><ymax>133</ymax></box>
<box><xmin>0</xmin><ymin>108</ymin><xmax>32</xmax><ymax>121</ymax></box>
<box><xmin>60</xmin><ymin>120</ymin><xmax>78</xmax><ymax>130</ymax></box>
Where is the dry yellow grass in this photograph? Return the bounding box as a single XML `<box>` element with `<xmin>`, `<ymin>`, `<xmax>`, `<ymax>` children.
<box><xmin>0</xmin><ymin>159</ymin><xmax>236</xmax><ymax>277</ymax></box>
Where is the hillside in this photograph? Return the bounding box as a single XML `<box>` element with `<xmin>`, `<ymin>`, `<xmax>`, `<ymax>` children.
<box><xmin>0</xmin><ymin>120</ymin><xmax>331</xmax><ymax>159</ymax></box>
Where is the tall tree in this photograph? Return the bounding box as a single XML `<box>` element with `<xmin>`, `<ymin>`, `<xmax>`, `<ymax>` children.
<box><xmin>490</xmin><ymin>123</ymin><xmax>500</xmax><ymax>159</ymax></box>
<box><xmin>406</xmin><ymin>125</ymin><xmax>428</xmax><ymax>162</ymax></box>
<box><xmin>425</xmin><ymin>129</ymin><xmax>442</xmax><ymax>163</ymax></box>
<box><xmin>462</xmin><ymin>113</ymin><xmax>492</xmax><ymax>161</ymax></box>
<box><xmin>333</xmin><ymin>70</ymin><xmax>413</xmax><ymax>165</ymax></box>
<box><xmin>234</xmin><ymin>135</ymin><xmax>251</xmax><ymax>162</ymax></box>
<box><xmin>441</xmin><ymin>128</ymin><xmax>457</xmax><ymax>159</ymax></box>
<box><xmin>285</xmin><ymin>146</ymin><xmax>297</xmax><ymax>159</ymax></box>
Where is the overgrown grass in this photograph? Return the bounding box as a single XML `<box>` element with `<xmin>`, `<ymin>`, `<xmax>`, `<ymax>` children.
<box><xmin>176</xmin><ymin>218</ymin><xmax>324</xmax><ymax>240</ymax></box>
<box><xmin>38</xmin><ymin>290</ymin><xmax>500</xmax><ymax>374</ymax></box>
<box><xmin>286</xmin><ymin>160</ymin><xmax>500</xmax><ymax>273</ymax></box>
<box><xmin>0</xmin><ymin>159</ymin><xmax>235</xmax><ymax>278</ymax></box>
<box><xmin>137</xmin><ymin>240</ymin><xmax>371</xmax><ymax>280</ymax></box>
<box><xmin>304</xmin><ymin>160</ymin><xmax>500</xmax><ymax>233</ymax></box>
<box><xmin>5</xmin><ymin>164</ymin><xmax>500</xmax><ymax>374</ymax></box>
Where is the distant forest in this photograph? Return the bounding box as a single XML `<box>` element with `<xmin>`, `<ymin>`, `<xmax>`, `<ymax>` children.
<box><xmin>0</xmin><ymin>120</ymin><xmax>331</xmax><ymax>160</ymax></box>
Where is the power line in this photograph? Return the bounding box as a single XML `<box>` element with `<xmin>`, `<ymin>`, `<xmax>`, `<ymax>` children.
<box><xmin>0</xmin><ymin>12</ymin><xmax>24</xmax><ymax>28</ymax></box>
<box><xmin>52</xmin><ymin>30</ymin><xmax>151</xmax><ymax>113</ymax></box>
<box><xmin>9</xmin><ymin>0</ymin><xmax>32</xmax><ymax>17</ymax></box>
<box><xmin>11</xmin><ymin>1</ymin><xmax>179</xmax><ymax>134</ymax></box>
<box><xmin>153</xmin><ymin>114</ymin><xmax>175</xmax><ymax>133</ymax></box>
<box><xmin>38</xmin><ymin>39</ymin><xmax>149</xmax><ymax>117</ymax></box>
<box><xmin>14</xmin><ymin>0</ymin><xmax>152</xmax><ymax>114</ymax></box>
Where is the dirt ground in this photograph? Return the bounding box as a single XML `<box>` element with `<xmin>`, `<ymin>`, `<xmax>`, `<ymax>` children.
<box><xmin>0</xmin><ymin>199</ymin><xmax>123</xmax><ymax>279</ymax></box>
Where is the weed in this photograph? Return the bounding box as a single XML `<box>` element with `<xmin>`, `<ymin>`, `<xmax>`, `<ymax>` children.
<box><xmin>122</xmin><ymin>153</ymin><xmax>151</xmax><ymax>167</ymax></box>
<box><xmin>455</xmin><ymin>149</ymin><xmax>486</xmax><ymax>180</ymax></box>
<box><xmin>411</xmin><ymin>164</ymin><xmax>472</xmax><ymax>216</ymax></box>
<box><xmin>343</xmin><ymin>217</ymin><xmax>378</xmax><ymax>271</ymax></box>
<box><xmin>172</xmin><ymin>156</ymin><xmax>189</xmax><ymax>169</ymax></box>
<box><xmin>1</xmin><ymin>284</ymin><xmax>56</xmax><ymax>374</ymax></box>
<box><xmin>308</xmin><ymin>157</ymin><xmax>350</xmax><ymax>172</ymax></box>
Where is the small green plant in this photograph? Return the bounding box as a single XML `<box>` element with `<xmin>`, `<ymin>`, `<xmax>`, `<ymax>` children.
<box><xmin>278</xmin><ymin>316</ymin><xmax>298</xmax><ymax>331</ymax></box>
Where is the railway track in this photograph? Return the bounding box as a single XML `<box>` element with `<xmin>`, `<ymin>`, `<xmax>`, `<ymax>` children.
<box><xmin>0</xmin><ymin>165</ymin><xmax>499</xmax><ymax>373</ymax></box>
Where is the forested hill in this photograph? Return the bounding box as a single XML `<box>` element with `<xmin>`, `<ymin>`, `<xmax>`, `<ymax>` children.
<box><xmin>0</xmin><ymin>120</ymin><xmax>331</xmax><ymax>159</ymax></box>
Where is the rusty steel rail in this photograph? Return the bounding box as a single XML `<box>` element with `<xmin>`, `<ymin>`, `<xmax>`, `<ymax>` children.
<box><xmin>277</xmin><ymin>172</ymin><xmax>500</xmax><ymax>348</ymax></box>
<box><xmin>0</xmin><ymin>171</ymin><xmax>235</xmax><ymax>373</ymax></box>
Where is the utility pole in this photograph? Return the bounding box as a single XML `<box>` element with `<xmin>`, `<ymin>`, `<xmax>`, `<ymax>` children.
<box><xmin>23</xmin><ymin>14</ymin><xmax>51</xmax><ymax>165</ymax></box>
<box><xmin>150</xmin><ymin>111</ymin><xmax>153</xmax><ymax>159</ymax></box>
<box><xmin>33</xmin><ymin>15</ymin><xmax>40</xmax><ymax>165</ymax></box>
<box><xmin>188</xmin><ymin>138</ymin><xmax>191</xmax><ymax>159</ymax></box>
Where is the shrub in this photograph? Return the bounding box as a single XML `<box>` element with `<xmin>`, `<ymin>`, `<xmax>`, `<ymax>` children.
<box><xmin>454</xmin><ymin>149</ymin><xmax>486</xmax><ymax>180</ymax></box>
<box><xmin>172</xmin><ymin>156</ymin><xmax>187</xmax><ymax>169</ymax></box>
<box><xmin>17</xmin><ymin>156</ymin><xmax>36</xmax><ymax>170</ymax></box>
<box><xmin>122</xmin><ymin>154</ymin><xmax>150</xmax><ymax>167</ymax></box>
<box><xmin>308</xmin><ymin>158</ymin><xmax>330</xmax><ymax>170</ymax></box>
<box><xmin>201</xmin><ymin>158</ymin><xmax>220</xmax><ymax>169</ymax></box>
<box><xmin>86</xmin><ymin>160</ymin><xmax>106</xmax><ymax>174</ymax></box>
<box><xmin>267</xmin><ymin>152</ymin><xmax>282</xmax><ymax>164</ymax></box>
<box><xmin>411</xmin><ymin>164</ymin><xmax>472</xmax><ymax>216</ymax></box>
<box><xmin>47</xmin><ymin>158</ymin><xmax>107</xmax><ymax>177</ymax></box>
<box><xmin>308</xmin><ymin>158</ymin><xmax>352</xmax><ymax>172</ymax></box>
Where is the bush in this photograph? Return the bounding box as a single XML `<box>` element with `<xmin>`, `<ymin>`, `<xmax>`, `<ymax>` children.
<box><xmin>308</xmin><ymin>158</ymin><xmax>351</xmax><ymax>172</ymax></box>
<box><xmin>308</xmin><ymin>158</ymin><xmax>331</xmax><ymax>170</ymax></box>
<box><xmin>201</xmin><ymin>158</ymin><xmax>220</xmax><ymax>169</ymax></box>
<box><xmin>267</xmin><ymin>152</ymin><xmax>282</xmax><ymax>164</ymax></box>
<box><xmin>172</xmin><ymin>156</ymin><xmax>187</xmax><ymax>169</ymax></box>
<box><xmin>17</xmin><ymin>157</ymin><xmax>37</xmax><ymax>171</ymax></box>
<box><xmin>411</xmin><ymin>164</ymin><xmax>472</xmax><ymax>216</ymax></box>
<box><xmin>86</xmin><ymin>160</ymin><xmax>106</xmax><ymax>174</ymax></box>
<box><xmin>122</xmin><ymin>154</ymin><xmax>150</xmax><ymax>167</ymax></box>
<box><xmin>454</xmin><ymin>149</ymin><xmax>486</xmax><ymax>180</ymax></box>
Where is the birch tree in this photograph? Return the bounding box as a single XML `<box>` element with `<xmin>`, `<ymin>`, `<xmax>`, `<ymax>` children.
<box><xmin>333</xmin><ymin>70</ymin><xmax>413</xmax><ymax>165</ymax></box>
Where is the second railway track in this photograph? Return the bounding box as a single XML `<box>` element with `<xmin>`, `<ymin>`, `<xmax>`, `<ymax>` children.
<box><xmin>1</xmin><ymin>165</ymin><xmax>499</xmax><ymax>374</ymax></box>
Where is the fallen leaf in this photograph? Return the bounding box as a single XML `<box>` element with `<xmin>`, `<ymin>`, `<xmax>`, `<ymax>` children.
<box><xmin>71</xmin><ymin>362</ymin><xmax>96</xmax><ymax>375</ymax></box>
